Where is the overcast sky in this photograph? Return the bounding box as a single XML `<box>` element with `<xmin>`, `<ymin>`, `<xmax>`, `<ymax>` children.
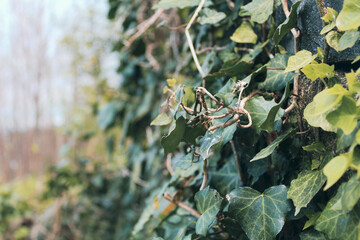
<box><xmin>0</xmin><ymin>0</ymin><xmax>118</xmax><ymax>132</ymax></box>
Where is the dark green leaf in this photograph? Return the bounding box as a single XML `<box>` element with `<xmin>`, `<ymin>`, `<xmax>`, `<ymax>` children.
<box><xmin>161</xmin><ymin>117</ymin><xmax>186</xmax><ymax>153</ymax></box>
<box><xmin>339</xmin><ymin>176</ymin><xmax>360</xmax><ymax>213</ymax></box>
<box><xmin>97</xmin><ymin>101</ymin><xmax>123</xmax><ymax>130</ymax></box>
<box><xmin>211</xmin><ymin>160</ymin><xmax>242</xmax><ymax>195</ymax></box>
<box><xmin>245</xmin><ymin>96</ymin><xmax>279</xmax><ymax>129</ymax></box>
<box><xmin>215</xmin><ymin>79</ymin><xmax>236</xmax><ymax>106</ymax></box>
<box><xmin>204</xmin><ymin>59</ymin><xmax>253</xmax><ymax>82</ymax></box>
<box><xmin>260</xmin><ymin>82</ymin><xmax>290</xmax><ymax>131</ymax></box>
<box><xmin>229</xmin><ymin>185</ymin><xmax>290</xmax><ymax>240</ymax></box>
<box><xmin>273</xmin><ymin>1</ymin><xmax>301</xmax><ymax>44</ymax></box>
<box><xmin>302</xmin><ymin>142</ymin><xmax>325</xmax><ymax>152</ymax></box>
<box><xmin>259</xmin><ymin>54</ymin><xmax>294</xmax><ymax>91</ymax></box>
<box><xmin>250</xmin><ymin>128</ymin><xmax>296</xmax><ymax>162</ymax></box>
<box><xmin>195</xmin><ymin>187</ymin><xmax>223</xmax><ymax>236</ymax></box>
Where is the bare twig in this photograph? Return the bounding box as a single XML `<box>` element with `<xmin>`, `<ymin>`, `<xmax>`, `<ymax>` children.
<box><xmin>196</xmin><ymin>45</ymin><xmax>227</xmax><ymax>54</ymax></box>
<box><xmin>125</xmin><ymin>9</ymin><xmax>164</xmax><ymax>48</ymax></box>
<box><xmin>163</xmin><ymin>192</ymin><xmax>201</xmax><ymax>218</ymax></box>
<box><xmin>200</xmin><ymin>158</ymin><xmax>208</xmax><ymax>190</ymax></box>
<box><xmin>230</xmin><ymin>140</ymin><xmax>245</xmax><ymax>183</ymax></box>
<box><xmin>185</xmin><ymin>0</ymin><xmax>207</xmax><ymax>82</ymax></box>
<box><xmin>166</xmin><ymin>153</ymin><xmax>175</xmax><ymax>176</ymax></box>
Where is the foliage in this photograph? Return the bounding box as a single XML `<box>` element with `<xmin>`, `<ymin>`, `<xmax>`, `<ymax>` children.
<box><xmin>5</xmin><ymin>0</ymin><xmax>360</xmax><ymax>239</ymax></box>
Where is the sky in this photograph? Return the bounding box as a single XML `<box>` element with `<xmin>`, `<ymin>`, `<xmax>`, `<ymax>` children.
<box><xmin>0</xmin><ymin>0</ymin><xmax>119</xmax><ymax>132</ymax></box>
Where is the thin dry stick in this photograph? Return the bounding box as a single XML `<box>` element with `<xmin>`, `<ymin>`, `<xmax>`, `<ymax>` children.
<box><xmin>166</xmin><ymin>153</ymin><xmax>175</xmax><ymax>176</ymax></box>
<box><xmin>230</xmin><ymin>140</ymin><xmax>245</xmax><ymax>183</ymax></box>
<box><xmin>185</xmin><ymin>0</ymin><xmax>207</xmax><ymax>82</ymax></box>
<box><xmin>163</xmin><ymin>192</ymin><xmax>201</xmax><ymax>218</ymax></box>
<box><xmin>124</xmin><ymin>9</ymin><xmax>164</xmax><ymax>48</ymax></box>
<box><xmin>200</xmin><ymin>158</ymin><xmax>208</xmax><ymax>190</ymax></box>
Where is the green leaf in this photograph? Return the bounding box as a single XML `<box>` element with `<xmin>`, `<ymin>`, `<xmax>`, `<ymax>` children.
<box><xmin>199</xmin><ymin>8</ymin><xmax>226</xmax><ymax>25</ymax></box>
<box><xmin>260</xmin><ymin>82</ymin><xmax>290</xmax><ymax>131</ymax></box>
<box><xmin>259</xmin><ymin>54</ymin><xmax>294</xmax><ymax>91</ymax></box>
<box><xmin>284</xmin><ymin>50</ymin><xmax>316</xmax><ymax>72</ymax></box>
<box><xmin>323</xmin><ymin>153</ymin><xmax>351</xmax><ymax>190</ymax></box>
<box><xmin>204</xmin><ymin>59</ymin><xmax>253</xmax><ymax>82</ymax></box>
<box><xmin>356</xmin><ymin>130</ymin><xmax>360</xmax><ymax>145</ymax></box>
<box><xmin>343</xmin><ymin>204</ymin><xmax>360</xmax><ymax>240</ymax></box>
<box><xmin>173</xmin><ymin>153</ymin><xmax>196</xmax><ymax>171</ymax></box>
<box><xmin>273</xmin><ymin>1</ymin><xmax>301</xmax><ymax>45</ymax></box>
<box><xmin>299</xmin><ymin>230</ymin><xmax>328</xmax><ymax>240</ymax></box>
<box><xmin>320</xmin><ymin>21</ymin><xmax>336</xmax><ymax>35</ymax></box>
<box><xmin>326</xmin><ymin>96</ymin><xmax>357</xmax><ymax>135</ymax></box>
<box><xmin>151</xmin><ymin>113</ymin><xmax>172</xmax><ymax>126</ymax></box>
<box><xmin>304</xmin><ymin>87</ymin><xmax>343</xmax><ymax>132</ymax></box>
<box><xmin>302</xmin><ymin>142</ymin><xmax>325</xmax><ymax>152</ymax></box>
<box><xmin>229</xmin><ymin>185</ymin><xmax>290</xmax><ymax>240</ymax></box>
<box><xmin>338</xmin><ymin>30</ymin><xmax>360</xmax><ymax>51</ymax></box>
<box><xmin>215</xmin><ymin>79</ymin><xmax>236</xmax><ymax>106</ymax></box>
<box><xmin>211</xmin><ymin>160</ymin><xmax>242</xmax><ymax>196</ymax></box>
<box><xmin>97</xmin><ymin>101</ymin><xmax>123</xmax><ymax>130</ymax></box>
<box><xmin>161</xmin><ymin>117</ymin><xmax>186</xmax><ymax>153</ymax></box>
<box><xmin>230</xmin><ymin>22</ymin><xmax>257</xmax><ymax>44</ymax></box>
<box><xmin>301</xmin><ymin>62</ymin><xmax>335</xmax><ymax>81</ymax></box>
<box><xmin>315</xmin><ymin>184</ymin><xmax>350</xmax><ymax>239</ymax></box>
<box><xmin>241</xmin><ymin>0</ymin><xmax>274</xmax><ymax>24</ymax></box>
<box><xmin>182</xmin><ymin>87</ymin><xmax>195</xmax><ymax>107</ymax></box>
<box><xmin>346</xmin><ymin>71</ymin><xmax>360</xmax><ymax>94</ymax></box>
<box><xmin>199</xmin><ymin>115</ymin><xmax>237</xmax><ymax>159</ymax></box>
<box><xmin>245</xmin><ymin>96</ymin><xmax>280</xmax><ymax>129</ymax></box>
<box><xmin>153</xmin><ymin>0</ymin><xmax>203</xmax><ymax>9</ymax></box>
<box><xmin>325</xmin><ymin>31</ymin><xmax>342</xmax><ymax>52</ymax></box>
<box><xmin>352</xmin><ymin>55</ymin><xmax>360</xmax><ymax>64</ymax></box>
<box><xmin>322</xmin><ymin>7</ymin><xmax>338</xmax><ymax>23</ymax></box>
<box><xmin>287</xmin><ymin>170</ymin><xmax>327</xmax><ymax>215</ymax></box>
<box><xmin>336</xmin><ymin>0</ymin><xmax>360</xmax><ymax>31</ymax></box>
<box><xmin>336</xmin><ymin>123</ymin><xmax>360</xmax><ymax>151</ymax></box>
<box><xmin>195</xmin><ymin>187</ymin><xmax>223</xmax><ymax>236</ymax></box>
<box><xmin>250</xmin><ymin>128</ymin><xmax>296</xmax><ymax>162</ymax></box>
<box><xmin>339</xmin><ymin>176</ymin><xmax>360</xmax><ymax>213</ymax></box>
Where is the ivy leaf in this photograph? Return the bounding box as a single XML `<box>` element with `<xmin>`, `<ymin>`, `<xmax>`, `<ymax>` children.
<box><xmin>352</xmin><ymin>55</ymin><xmax>360</xmax><ymax>64</ymax></box>
<box><xmin>161</xmin><ymin>117</ymin><xmax>186</xmax><ymax>153</ymax></box>
<box><xmin>151</xmin><ymin>113</ymin><xmax>172</xmax><ymax>126</ymax></box>
<box><xmin>338</xmin><ymin>30</ymin><xmax>360</xmax><ymax>51</ymax></box>
<box><xmin>323</xmin><ymin>153</ymin><xmax>351</xmax><ymax>190</ymax></box>
<box><xmin>346</xmin><ymin>71</ymin><xmax>360</xmax><ymax>94</ymax></box>
<box><xmin>195</xmin><ymin>187</ymin><xmax>223</xmax><ymax>236</ymax></box>
<box><xmin>259</xmin><ymin>54</ymin><xmax>294</xmax><ymax>91</ymax></box>
<box><xmin>321</xmin><ymin>7</ymin><xmax>338</xmax><ymax>23</ymax></box>
<box><xmin>301</xmin><ymin>62</ymin><xmax>335</xmax><ymax>81</ymax></box>
<box><xmin>241</xmin><ymin>0</ymin><xmax>273</xmax><ymax>24</ymax></box>
<box><xmin>97</xmin><ymin>101</ymin><xmax>123</xmax><ymax>130</ymax></box>
<box><xmin>245</xmin><ymin>96</ymin><xmax>279</xmax><ymax>129</ymax></box>
<box><xmin>215</xmin><ymin>79</ymin><xmax>236</xmax><ymax>106</ymax></box>
<box><xmin>230</xmin><ymin>22</ymin><xmax>257</xmax><ymax>44</ymax></box>
<box><xmin>343</xmin><ymin>204</ymin><xmax>360</xmax><ymax>240</ymax></box>
<box><xmin>153</xmin><ymin>0</ymin><xmax>203</xmax><ymax>9</ymax></box>
<box><xmin>326</xmin><ymin>96</ymin><xmax>357</xmax><ymax>135</ymax></box>
<box><xmin>204</xmin><ymin>59</ymin><xmax>253</xmax><ymax>82</ymax></box>
<box><xmin>199</xmin><ymin>8</ymin><xmax>226</xmax><ymax>25</ymax></box>
<box><xmin>315</xmin><ymin>184</ymin><xmax>350</xmax><ymax>239</ymax></box>
<box><xmin>284</xmin><ymin>50</ymin><xmax>316</xmax><ymax>72</ymax></box>
<box><xmin>320</xmin><ymin>21</ymin><xmax>336</xmax><ymax>35</ymax></box>
<box><xmin>336</xmin><ymin>123</ymin><xmax>360</xmax><ymax>151</ymax></box>
<box><xmin>339</xmin><ymin>176</ymin><xmax>360</xmax><ymax>213</ymax></box>
<box><xmin>304</xmin><ymin>88</ymin><xmax>343</xmax><ymax>132</ymax></box>
<box><xmin>336</xmin><ymin>0</ymin><xmax>360</xmax><ymax>31</ymax></box>
<box><xmin>325</xmin><ymin>31</ymin><xmax>342</xmax><ymax>52</ymax></box>
<box><xmin>287</xmin><ymin>170</ymin><xmax>327</xmax><ymax>216</ymax></box>
<box><xmin>273</xmin><ymin>1</ymin><xmax>301</xmax><ymax>45</ymax></box>
<box><xmin>250</xmin><ymin>128</ymin><xmax>296</xmax><ymax>162</ymax></box>
<box><xmin>302</xmin><ymin>142</ymin><xmax>325</xmax><ymax>153</ymax></box>
<box><xmin>229</xmin><ymin>185</ymin><xmax>291</xmax><ymax>240</ymax></box>
<box><xmin>211</xmin><ymin>160</ymin><xmax>242</xmax><ymax>196</ymax></box>
<box><xmin>173</xmin><ymin>153</ymin><xmax>195</xmax><ymax>171</ymax></box>
<box><xmin>260</xmin><ymin>82</ymin><xmax>290</xmax><ymax>131</ymax></box>
<box><xmin>299</xmin><ymin>230</ymin><xmax>328</xmax><ymax>240</ymax></box>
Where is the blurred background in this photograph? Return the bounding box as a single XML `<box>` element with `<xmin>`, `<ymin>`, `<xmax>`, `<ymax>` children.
<box><xmin>0</xmin><ymin>0</ymin><xmax>120</xmax><ymax>181</ymax></box>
